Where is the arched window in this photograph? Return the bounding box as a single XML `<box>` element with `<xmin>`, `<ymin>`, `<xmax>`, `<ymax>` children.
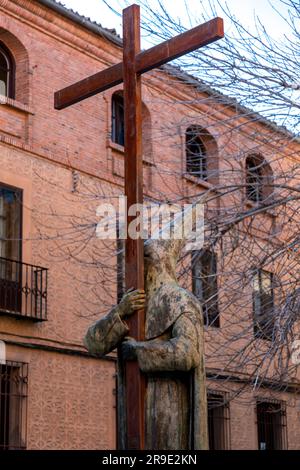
<box><xmin>186</xmin><ymin>126</ymin><xmax>207</xmax><ymax>180</ymax></box>
<box><xmin>0</xmin><ymin>42</ymin><xmax>15</xmax><ymax>99</ymax></box>
<box><xmin>111</xmin><ymin>92</ymin><xmax>124</xmax><ymax>146</ymax></box>
<box><xmin>246</xmin><ymin>155</ymin><xmax>273</xmax><ymax>203</ymax></box>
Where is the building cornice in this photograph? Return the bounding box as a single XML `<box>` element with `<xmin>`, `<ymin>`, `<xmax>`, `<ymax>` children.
<box><xmin>0</xmin><ymin>0</ymin><xmax>121</xmax><ymax>66</ymax></box>
<box><xmin>37</xmin><ymin>0</ymin><xmax>122</xmax><ymax>47</ymax></box>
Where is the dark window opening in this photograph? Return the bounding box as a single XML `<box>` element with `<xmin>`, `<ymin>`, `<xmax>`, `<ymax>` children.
<box><xmin>112</xmin><ymin>93</ymin><xmax>125</xmax><ymax>146</ymax></box>
<box><xmin>192</xmin><ymin>250</ymin><xmax>219</xmax><ymax>327</ymax></box>
<box><xmin>253</xmin><ymin>269</ymin><xmax>275</xmax><ymax>340</ymax></box>
<box><xmin>246</xmin><ymin>157</ymin><xmax>264</xmax><ymax>202</ymax></box>
<box><xmin>0</xmin><ymin>362</ymin><xmax>28</xmax><ymax>450</ymax></box>
<box><xmin>116</xmin><ymin>226</ymin><xmax>125</xmax><ymax>303</ymax></box>
<box><xmin>257</xmin><ymin>400</ymin><xmax>287</xmax><ymax>450</ymax></box>
<box><xmin>186</xmin><ymin>127</ymin><xmax>207</xmax><ymax>180</ymax></box>
<box><xmin>0</xmin><ymin>43</ymin><xmax>15</xmax><ymax>99</ymax></box>
<box><xmin>0</xmin><ymin>185</ymin><xmax>22</xmax><ymax>262</ymax></box>
<box><xmin>207</xmin><ymin>391</ymin><xmax>230</xmax><ymax>449</ymax></box>
<box><xmin>0</xmin><ymin>184</ymin><xmax>22</xmax><ymax>314</ymax></box>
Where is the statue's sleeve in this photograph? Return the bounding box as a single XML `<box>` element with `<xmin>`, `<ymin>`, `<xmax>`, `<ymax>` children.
<box><xmin>135</xmin><ymin>312</ymin><xmax>201</xmax><ymax>373</ymax></box>
<box><xmin>84</xmin><ymin>306</ymin><xmax>129</xmax><ymax>357</ymax></box>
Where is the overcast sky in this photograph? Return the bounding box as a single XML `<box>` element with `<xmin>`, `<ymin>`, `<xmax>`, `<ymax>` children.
<box><xmin>61</xmin><ymin>0</ymin><xmax>290</xmax><ymax>40</ymax></box>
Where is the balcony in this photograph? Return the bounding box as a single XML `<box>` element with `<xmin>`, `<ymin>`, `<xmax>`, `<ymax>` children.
<box><xmin>0</xmin><ymin>257</ymin><xmax>48</xmax><ymax>321</ymax></box>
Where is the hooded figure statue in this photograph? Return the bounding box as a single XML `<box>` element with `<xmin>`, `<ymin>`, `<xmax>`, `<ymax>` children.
<box><xmin>84</xmin><ymin>238</ymin><xmax>208</xmax><ymax>450</ymax></box>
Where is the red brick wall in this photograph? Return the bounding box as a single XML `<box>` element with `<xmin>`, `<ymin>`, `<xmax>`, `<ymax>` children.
<box><xmin>0</xmin><ymin>0</ymin><xmax>298</xmax><ymax>450</ymax></box>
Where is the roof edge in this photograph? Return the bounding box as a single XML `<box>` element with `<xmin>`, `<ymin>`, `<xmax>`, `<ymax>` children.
<box><xmin>37</xmin><ymin>1</ymin><xmax>298</xmax><ymax>142</ymax></box>
<box><xmin>37</xmin><ymin>0</ymin><xmax>122</xmax><ymax>47</ymax></box>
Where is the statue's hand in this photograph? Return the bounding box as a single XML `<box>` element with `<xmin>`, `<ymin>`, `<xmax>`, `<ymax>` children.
<box><xmin>118</xmin><ymin>288</ymin><xmax>146</xmax><ymax>318</ymax></box>
<box><xmin>121</xmin><ymin>337</ymin><xmax>138</xmax><ymax>361</ymax></box>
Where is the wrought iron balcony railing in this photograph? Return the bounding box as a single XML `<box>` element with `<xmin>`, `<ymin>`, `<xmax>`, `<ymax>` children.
<box><xmin>0</xmin><ymin>257</ymin><xmax>48</xmax><ymax>321</ymax></box>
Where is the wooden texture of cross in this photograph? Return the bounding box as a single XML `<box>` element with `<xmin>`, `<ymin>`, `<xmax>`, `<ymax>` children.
<box><xmin>54</xmin><ymin>4</ymin><xmax>223</xmax><ymax>450</ymax></box>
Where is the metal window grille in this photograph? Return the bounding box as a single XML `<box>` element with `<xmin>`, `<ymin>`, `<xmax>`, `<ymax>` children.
<box><xmin>0</xmin><ymin>361</ymin><xmax>28</xmax><ymax>450</ymax></box>
<box><xmin>256</xmin><ymin>399</ymin><xmax>287</xmax><ymax>450</ymax></box>
<box><xmin>253</xmin><ymin>269</ymin><xmax>274</xmax><ymax>340</ymax></box>
<box><xmin>207</xmin><ymin>391</ymin><xmax>231</xmax><ymax>450</ymax></box>
<box><xmin>246</xmin><ymin>157</ymin><xmax>263</xmax><ymax>202</ymax></box>
<box><xmin>0</xmin><ymin>257</ymin><xmax>48</xmax><ymax>321</ymax></box>
<box><xmin>192</xmin><ymin>250</ymin><xmax>220</xmax><ymax>327</ymax></box>
<box><xmin>0</xmin><ymin>184</ymin><xmax>48</xmax><ymax>321</ymax></box>
<box><xmin>186</xmin><ymin>127</ymin><xmax>207</xmax><ymax>180</ymax></box>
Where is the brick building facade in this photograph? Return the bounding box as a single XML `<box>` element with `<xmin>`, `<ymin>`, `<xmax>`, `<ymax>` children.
<box><xmin>0</xmin><ymin>0</ymin><xmax>299</xmax><ymax>450</ymax></box>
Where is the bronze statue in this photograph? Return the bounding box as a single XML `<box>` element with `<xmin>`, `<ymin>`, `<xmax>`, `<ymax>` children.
<box><xmin>84</xmin><ymin>239</ymin><xmax>208</xmax><ymax>450</ymax></box>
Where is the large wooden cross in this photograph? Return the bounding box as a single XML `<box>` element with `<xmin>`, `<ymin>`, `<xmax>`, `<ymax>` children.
<box><xmin>55</xmin><ymin>4</ymin><xmax>223</xmax><ymax>449</ymax></box>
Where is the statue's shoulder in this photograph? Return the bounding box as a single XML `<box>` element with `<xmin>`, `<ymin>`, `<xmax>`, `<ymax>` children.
<box><xmin>145</xmin><ymin>284</ymin><xmax>202</xmax><ymax>339</ymax></box>
<box><xmin>158</xmin><ymin>284</ymin><xmax>202</xmax><ymax>309</ymax></box>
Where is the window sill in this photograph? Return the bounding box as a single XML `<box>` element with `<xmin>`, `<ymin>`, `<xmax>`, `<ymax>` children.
<box><xmin>245</xmin><ymin>199</ymin><xmax>277</xmax><ymax>217</ymax></box>
<box><xmin>0</xmin><ymin>95</ymin><xmax>34</xmax><ymax>115</ymax></box>
<box><xmin>0</xmin><ymin>309</ymin><xmax>47</xmax><ymax>322</ymax></box>
<box><xmin>204</xmin><ymin>324</ymin><xmax>220</xmax><ymax>330</ymax></box>
<box><xmin>107</xmin><ymin>140</ymin><xmax>124</xmax><ymax>154</ymax></box>
<box><xmin>108</xmin><ymin>140</ymin><xmax>156</xmax><ymax>166</ymax></box>
<box><xmin>183</xmin><ymin>173</ymin><xmax>215</xmax><ymax>190</ymax></box>
<box><xmin>253</xmin><ymin>334</ymin><xmax>272</xmax><ymax>342</ymax></box>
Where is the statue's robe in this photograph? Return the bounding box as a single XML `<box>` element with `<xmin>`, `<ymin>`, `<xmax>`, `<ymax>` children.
<box><xmin>84</xmin><ymin>284</ymin><xmax>208</xmax><ymax>450</ymax></box>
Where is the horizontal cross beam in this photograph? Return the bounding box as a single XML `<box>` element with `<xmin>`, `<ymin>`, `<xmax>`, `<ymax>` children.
<box><xmin>54</xmin><ymin>17</ymin><xmax>224</xmax><ymax>110</ymax></box>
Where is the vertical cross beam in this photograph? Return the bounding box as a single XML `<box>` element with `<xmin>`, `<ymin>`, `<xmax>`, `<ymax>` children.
<box><xmin>123</xmin><ymin>5</ymin><xmax>145</xmax><ymax>450</ymax></box>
